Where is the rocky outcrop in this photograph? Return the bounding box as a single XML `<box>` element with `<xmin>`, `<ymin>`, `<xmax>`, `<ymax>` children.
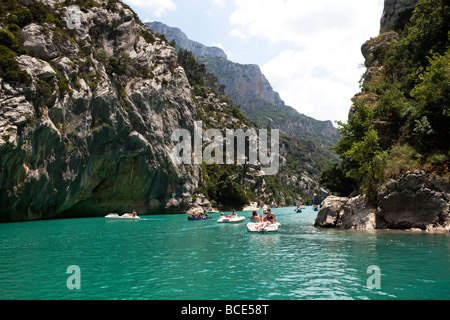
<box><xmin>314</xmin><ymin>195</ymin><xmax>376</xmax><ymax>230</ymax></box>
<box><xmin>315</xmin><ymin>171</ymin><xmax>450</xmax><ymax>232</ymax></box>
<box><xmin>186</xmin><ymin>193</ymin><xmax>213</xmax><ymax>214</ymax></box>
<box><xmin>0</xmin><ymin>0</ymin><xmax>200</xmax><ymax>221</ymax></box>
<box><xmin>377</xmin><ymin>171</ymin><xmax>450</xmax><ymax>231</ymax></box>
<box><xmin>360</xmin><ymin>31</ymin><xmax>399</xmax><ymax>87</ymax></box>
<box><xmin>380</xmin><ymin>0</ymin><xmax>419</xmax><ymax>33</ymax></box>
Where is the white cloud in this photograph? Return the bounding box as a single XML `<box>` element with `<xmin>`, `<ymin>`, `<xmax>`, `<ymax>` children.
<box><xmin>213</xmin><ymin>0</ymin><xmax>226</xmax><ymax>8</ymax></box>
<box><xmin>230</xmin><ymin>0</ymin><xmax>384</xmax><ymax>123</ymax></box>
<box><xmin>124</xmin><ymin>0</ymin><xmax>176</xmax><ymax>17</ymax></box>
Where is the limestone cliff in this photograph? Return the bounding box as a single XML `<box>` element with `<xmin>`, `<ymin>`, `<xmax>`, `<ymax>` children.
<box><xmin>380</xmin><ymin>0</ymin><xmax>419</xmax><ymax>33</ymax></box>
<box><xmin>146</xmin><ymin>21</ymin><xmax>227</xmax><ymax>60</ymax></box>
<box><xmin>0</xmin><ymin>0</ymin><xmax>199</xmax><ymax>221</ymax></box>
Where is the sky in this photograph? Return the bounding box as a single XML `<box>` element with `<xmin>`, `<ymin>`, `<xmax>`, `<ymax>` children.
<box><xmin>122</xmin><ymin>0</ymin><xmax>385</xmax><ymax>124</ymax></box>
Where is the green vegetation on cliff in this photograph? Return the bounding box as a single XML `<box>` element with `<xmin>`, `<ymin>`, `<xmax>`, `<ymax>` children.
<box><xmin>321</xmin><ymin>0</ymin><xmax>449</xmax><ymax>199</ymax></box>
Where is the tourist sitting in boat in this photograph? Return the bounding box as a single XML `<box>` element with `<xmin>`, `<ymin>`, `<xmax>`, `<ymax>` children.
<box><xmin>250</xmin><ymin>210</ymin><xmax>260</xmax><ymax>222</ymax></box>
<box><xmin>226</xmin><ymin>210</ymin><xmax>237</xmax><ymax>218</ymax></box>
<box><xmin>266</xmin><ymin>209</ymin><xmax>276</xmax><ymax>224</ymax></box>
<box><xmin>261</xmin><ymin>209</ymin><xmax>268</xmax><ymax>222</ymax></box>
<box><xmin>255</xmin><ymin>208</ymin><xmax>276</xmax><ymax>230</ymax></box>
<box><xmin>132</xmin><ymin>210</ymin><xmax>137</xmax><ymax>217</ymax></box>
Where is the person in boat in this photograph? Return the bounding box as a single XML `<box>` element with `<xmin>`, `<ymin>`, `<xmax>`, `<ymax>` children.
<box><xmin>226</xmin><ymin>210</ymin><xmax>237</xmax><ymax>219</ymax></box>
<box><xmin>266</xmin><ymin>208</ymin><xmax>276</xmax><ymax>224</ymax></box>
<box><xmin>131</xmin><ymin>210</ymin><xmax>137</xmax><ymax>217</ymax></box>
<box><xmin>261</xmin><ymin>209</ymin><xmax>268</xmax><ymax>222</ymax></box>
<box><xmin>250</xmin><ymin>210</ymin><xmax>260</xmax><ymax>222</ymax></box>
<box><xmin>255</xmin><ymin>208</ymin><xmax>276</xmax><ymax>230</ymax></box>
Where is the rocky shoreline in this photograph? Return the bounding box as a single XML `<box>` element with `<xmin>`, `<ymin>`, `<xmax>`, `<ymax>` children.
<box><xmin>314</xmin><ymin>171</ymin><xmax>450</xmax><ymax>232</ymax></box>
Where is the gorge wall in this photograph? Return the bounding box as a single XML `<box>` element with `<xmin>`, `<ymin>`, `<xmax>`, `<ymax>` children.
<box><xmin>0</xmin><ymin>0</ymin><xmax>200</xmax><ymax>221</ymax></box>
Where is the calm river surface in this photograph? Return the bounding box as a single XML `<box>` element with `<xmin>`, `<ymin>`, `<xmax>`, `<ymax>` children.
<box><xmin>0</xmin><ymin>206</ymin><xmax>449</xmax><ymax>300</ymax></box>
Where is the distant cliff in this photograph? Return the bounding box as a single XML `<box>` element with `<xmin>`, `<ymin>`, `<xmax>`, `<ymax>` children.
<box><xmin>146</xmin><ymin>21</ymin><xmax>227</xmax><ymax>60</ymax></box>
<box><xmin>146</xmin><ymin>21</ymin><xmax>340</xmax><ymax>151</ymax></box>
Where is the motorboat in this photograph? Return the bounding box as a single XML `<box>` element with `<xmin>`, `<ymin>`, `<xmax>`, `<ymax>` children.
<box><xmin>217</xmin><ymin>215</ymin><xmax>245</xmax><ymax>223</ymax></box>
<box><xmin>246</xmin><ymin>222</ymin><xmax>280</xmax><ymax>233</ymax></box>
<box><xmin>105</xmin><ymin>213</ymin><xmax>140</xmax><ymax>220</ymax></box>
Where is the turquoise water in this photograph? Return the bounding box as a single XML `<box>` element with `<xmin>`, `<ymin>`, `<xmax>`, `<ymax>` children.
<box><xmin>0</xmin><ymin>206</ymin><xmax>449</xmax><ymax>300</ymax></box>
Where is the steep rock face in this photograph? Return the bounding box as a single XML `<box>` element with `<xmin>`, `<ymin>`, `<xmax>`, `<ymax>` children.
<box><xmin>380</xmin><ymin>0</ymin><xmax>419</xmax><ymax>32</ymax></box>
<box><xmin>146</xmin><ymin>21</ymin><xmax>227</xmax><ymax>60</ymax></box>
<box><xmin>0</xmin><ymin>0</ymin><xmax>199</xmax><ymax>221</ymax></box>
<box><xmin>200</xmin><ymin>58</ymin><xmax>286</xmax><ymax>110</ymax></box>
<box><xmin>315</xmin><ymin>171</ymin><xmax>450</xmax><ymax>232</ymax></box>
<box><xmin>377</xmin><ymin>171</ymin><xmax>450</xmax><ymax>231</ymax></box>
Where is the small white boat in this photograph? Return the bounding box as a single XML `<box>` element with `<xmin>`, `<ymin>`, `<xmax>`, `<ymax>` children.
<box><xmin>246</xmin><ymin>222</ymin><xmax>280</xmax><ymax>233</ymax></box>
<box><xmin>105</xmin><ymin>213</ymin><xmax>140</xmax><ymax>220</ymax></box>
<box><xmin>217</xmin><ymin>215</ymin><xmax>246</xmax><ymax>223</ymax></box>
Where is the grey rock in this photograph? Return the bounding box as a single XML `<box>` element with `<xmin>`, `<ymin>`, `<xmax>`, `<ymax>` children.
<box><xmin>377</xmin><ymin>171</ymin><xmax>450</xmax><ymax>231</ymax></box>
<box><xmin>380</xmin><ymin>0</ymin><xmax>419</xmax><ymax>33</ymax></box>
<box><xmin>314</xmin><ymin>196</ymin><xmax>348</xmax><ymax>228</ymax></box>
<box><xmin>315</xmin><ymin>172</ymin><xmax>450</xmax><ymax>232</ymax></box>
<box><xmin>314</xmin><ymin>195</ymin><xmax>376</xmax><ymax>230</ymax></box>
<box><xmin>23</xmin><ymin>24</ymin><xmax>59</xmax><ymax>61</ymax></box>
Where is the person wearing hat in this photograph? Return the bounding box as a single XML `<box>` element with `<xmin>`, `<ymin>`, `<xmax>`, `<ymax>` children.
<box><xmin>261</xmin><ymin>209</ymin><xmax>268</xmax><ymax>222</ymax></box>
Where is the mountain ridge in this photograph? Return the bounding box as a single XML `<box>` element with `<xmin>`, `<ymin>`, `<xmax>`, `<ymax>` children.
<box><xmin>146</xmin><ymin>21</ymin><xmax>340</xmax><ymax>151</ymax></box>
